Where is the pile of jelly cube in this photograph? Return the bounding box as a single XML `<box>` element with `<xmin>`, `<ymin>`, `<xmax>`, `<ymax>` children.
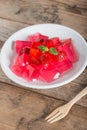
<box><xmin>11</xmin><ymin>33</ymin><xmax>78</xmax><ymax>82</ymax></box>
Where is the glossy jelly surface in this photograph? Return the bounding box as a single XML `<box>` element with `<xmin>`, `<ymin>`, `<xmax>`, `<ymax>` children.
<box><xmin>11</xmin><ymin>33</ymin><xmax>78</xmax><ymax>82</ymax></box>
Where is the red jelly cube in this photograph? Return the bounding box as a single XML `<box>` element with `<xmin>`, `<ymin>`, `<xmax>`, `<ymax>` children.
<box><xmin>54</xmin><ymin>59</ymin><xmax>72</xmax><ymax>73</ymax></box>
<box><xmin>11</xmin><ymin>64</ymin><xmax>26</xmax><ymax>77</ymax></box>
<box><xmin>62</xmin><ymin>39</ymin><xmax>78</xmax><ymax>62</ymax></box>
<box><xmin>21</xmin><ymin>47</ymin><xmax>30</xmax><ymax>54</ymax></box>
<box><xmin>58</xmin><ymin>51</ymin><xmax>66</xmax><ymax>62</ymax></box>
<box><xmin>30</xmin><ymin>48</ymin><xmax>41</xmax><ymax>58</ymax></box>
<box><xmin>47</xmin><ymin>37</ymin><xmax>60</xmax><ymax>48</ymax></box>
<box><xmin>47</xmin><ymin>40</ymin><xmax>54</xmax><ymax>48</ymax></box>
<box><xmin>40</xmin><ymin>52</ymin><xmax>58</xmax><ymax>64</ymax></box>
<box><xmin>30</xmin><ymin>48</ymin><xmax>42</xmax><ymax>65</ymax></box>
<box><xmin>26</xmin><ymin>64</ymin><xmax>36</xmax><ymax>80</ymax></box>
<box><xmin>12</xmin><ymin>54</ymin><xmax>30</xmax><ymax>67</ymax></box>
<box><xmin>40</xmin><ymin>64</ymin><xmax>59</xmax><ymax>82</ymax></box>
<box><xmin>30</xmin><ymin>69</ymin><xmax>40</xmax><ymax>81</ymax></box>
<box><xmin>15</xmin><ymin>40</ymin><xmax>32</xmax><ymax>54</ymax></box>
<box><xmin>32</xmin><ymin>41</ymin><xmax>42</xmax><ymax>48</ymax></box>
<box><xmin>19</xmin><ymin>53</ymin><xmax>30</xmax><ymax>66</ymax></box>
<box><xmin>61</xmin><ymin>38</ymin><xmax>72</xmax><ymax>46</ymax></box>
<box><xmin>28</xmin><ymin>33</ymin><xmax>48</xmax><ymax>43</ymax></box>
<box><xmin>22</xmin><ymin>69</ymin><xmax>29</xmax><ymax>80</ymax></box>
<box><xmin>50</xmin><ymin>37</ymin><xmax>60</xmax><ymax>46</ymax></box>
<box><xmin>11</xmin><ymin>54</ymin><xmax>30</xmax><ymax>77</ymax></box>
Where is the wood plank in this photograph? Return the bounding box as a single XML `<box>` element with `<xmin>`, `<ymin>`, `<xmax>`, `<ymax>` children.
<box><xmin>0</xmin><ymin>16</ymin><xmax>85</xmax><ymax>46</ymax></box>
<box><xmin>0</xmin><ymin>0</ymin><xmax>86</xmax><ymax>38</ymax></box>
<box><xmin>0</xmin><ymin>82</ymin><xmax>87</xmax><ymax>130</ymax></box>
<box><xmin>0</xmin><ymin>18</ymin><xmax>28</xmax><ymax>43</ymax></box>
<box><xmin>55</xmin><ymin>0</ymin><xmax>87</xmax><ymax>9</ymax></box>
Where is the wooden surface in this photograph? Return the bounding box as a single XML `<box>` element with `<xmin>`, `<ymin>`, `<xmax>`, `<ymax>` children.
<box><xmin>0</xmin><ymin>0</ymin><xmax>87</xmax><ymax>130</ymax></box>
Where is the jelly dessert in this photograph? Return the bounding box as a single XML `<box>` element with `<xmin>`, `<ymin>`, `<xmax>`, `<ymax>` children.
<box><xmin>11</xmin><ymin>33</ymin><xmax>78</xmax><ymax>82</ymax></box>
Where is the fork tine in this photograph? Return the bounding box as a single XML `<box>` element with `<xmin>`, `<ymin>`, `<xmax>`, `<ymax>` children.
<box><xmin>45</xmin><ymin>108</ymin><xmax>59</xmax><ymax>120</ymax></box>
<box><xmin>48</xmin><ymin>113</ymin><xmax>63</xmax><ymax>124</ymax></box>
<box><xmin>47</xmin><ymin>111</ymin><xmax>61</xmax><ymax>122</ymax></box>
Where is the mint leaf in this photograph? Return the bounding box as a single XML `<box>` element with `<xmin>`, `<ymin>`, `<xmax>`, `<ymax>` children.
<box><xmin>49</xmin><ymin>47</ymin><xmax>58</xmax><ymax>55</ymax></box>
<box><xmin>38</xmin><ymin>45</ymin><xmax>48</xmax><ymax>52</ymax></box>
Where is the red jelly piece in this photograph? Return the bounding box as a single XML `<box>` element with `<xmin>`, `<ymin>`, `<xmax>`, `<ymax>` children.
<box><xmin>40</xmin><ymin>52</ymin><xmax>57</xmax><ymax>64</ymax></box>
<box><xmin>11</xmin><ymin>65</ymin><xmax>25</xmax><ymax>76</ymax></box>
<box><xmin>22</xmin><ymin>69</ymin><xmax>29</xmax><ymax>80</ymax></box>
<box><xmin>19</xmin><ymin>53</ymin><xmax>30</xmax><ymax>66</ymax></box>
<box><xmin>30</xmin><ymin>69</ymin><xmax>40</xmax><ymax>81</ymax></box>
<box><xmin>15</xmin><ymin>40</ymin><xmax>32</xmax><ymax>54</ymax></box>
<box><xmin>58</xmin><ymin>45</ymin><xmax>63</xmax><ymax>51</ymax></box>
<box><xmin>11</xmin><ymin>54</ymin><xmax>30</xmax><ymax>76</ymax></box>
<box><xmin>40</xmin><ymin>52</ymin><xmax>51</xmax><ymax>64</ymax></box>
<box><xmin>32</xmin><ymin>41</ymin><xmax>42</xmax><ymax>48</ymax></box>
<box><xmin>58</xmin><ymin>51</ymin><xmax>66</xmax><ymax>62</ymax></box>
<box><xmin>30</xmin><ymin>48</ymin><xmax>41</xmax><ymax>58</ymax></box>
<box><xmin>61</xmin><ymin>38</ymin><xmax>71</xmax><ymax>46</ymax></box>
<box><xmin>12</xmin><ymin>54</ymin><xmax>30</xmax><ymax>67</ymax></box>
<box><xmin>31</xmin><ymin>57</ymin><xmax>42</xmax><ymax>65</ymax></box>
<box><xmin>40</xmin><ymin>64</ymin><xmax>58</xmax><ymax>82</ymax></box>
<box><xmin>47</xmin><ymin>40</ymin><xmax>54</xmax><ymax>48</ymax></box>
<box><xmin>29</xmin><ymin>48</ymin><xmax>42</xmax><ymax>65</ymax></box>
<box><xmin>50</xmin><ymin>37</ymin><xmax>60</xmax><ymax>46</ymax></box>
<box><xmin>47</xmin><ymin>37</ymin><xmax>60</xmax><ymax>48</ymax></box>
<box><xmin>54</xmin><ymin>59</ymin><xmax>72</xmax><ymax>73</ymax></box>
<box><xmin>62</xmin><ymin>39</ymin><xmax>78</xmax><ymax>62</ymax></box>
<box><xmin>21</xmin><ymin>47</ymin><xmax>30</xmax><ymax>54</ymax></box>
<box><xmin>28</xmin><ymin>33</ymin><xmax>48</xmax><ymax>43</ymax></box>
<box><xmin>26</xmin><ymin>64</ymin><xmax>36</xmax><ymax>80</ymax></box>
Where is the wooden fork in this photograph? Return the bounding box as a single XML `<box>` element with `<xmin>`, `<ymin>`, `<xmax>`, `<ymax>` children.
<box><xmin>46</xmin><ymin>87</ymin><xmax>87</xmax><ymax>123</ymax></box>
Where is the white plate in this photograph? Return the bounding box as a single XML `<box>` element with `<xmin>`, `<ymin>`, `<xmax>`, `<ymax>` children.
<box><xmin>0</xmin><ymin>24</ymin><xmax>87</xmax><ymax>89</ymax></box>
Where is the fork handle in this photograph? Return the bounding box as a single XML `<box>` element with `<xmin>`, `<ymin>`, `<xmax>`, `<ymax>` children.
<box><xmin>68</xmin><ymin>87</ymin><xmax>87</xmax><ymax>107</ymax></box>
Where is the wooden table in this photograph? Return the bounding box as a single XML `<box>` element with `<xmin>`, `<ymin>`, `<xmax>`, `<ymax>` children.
<box><xmin>0</xmin><ymin>0</ymin><xmax>87</xmax><ymax>130</ymax></box>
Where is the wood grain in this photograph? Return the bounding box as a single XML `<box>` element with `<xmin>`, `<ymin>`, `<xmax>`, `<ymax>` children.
<box><xmin>0</xmin><ymin>0</ymin><xmax>86</xmax><ymax>38</ymax></box>
<box><xmin>0</xmin><ymin>0</ymin><xmax>87</xmax><ymax>129</ymax></box>
<box><xmin>0</xmin><ymin>82</ymin><xmax>87</xmax><ymax>130</ymax></box>
<box><xmin>0</xmin><ymin>18</ymin><xmax>28</xmax><ymax>43</ymax></box>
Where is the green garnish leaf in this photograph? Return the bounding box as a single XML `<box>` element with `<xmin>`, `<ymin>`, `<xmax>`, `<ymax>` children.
<box><xmin>49</xmin><ymin>47</ymin><xmax>58</xmax><ymax>55</ymax></box>
<box><xmin>38</xmin><ymin>45</ymin><xmax>48</xmax><ymax>52</ymax></box>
